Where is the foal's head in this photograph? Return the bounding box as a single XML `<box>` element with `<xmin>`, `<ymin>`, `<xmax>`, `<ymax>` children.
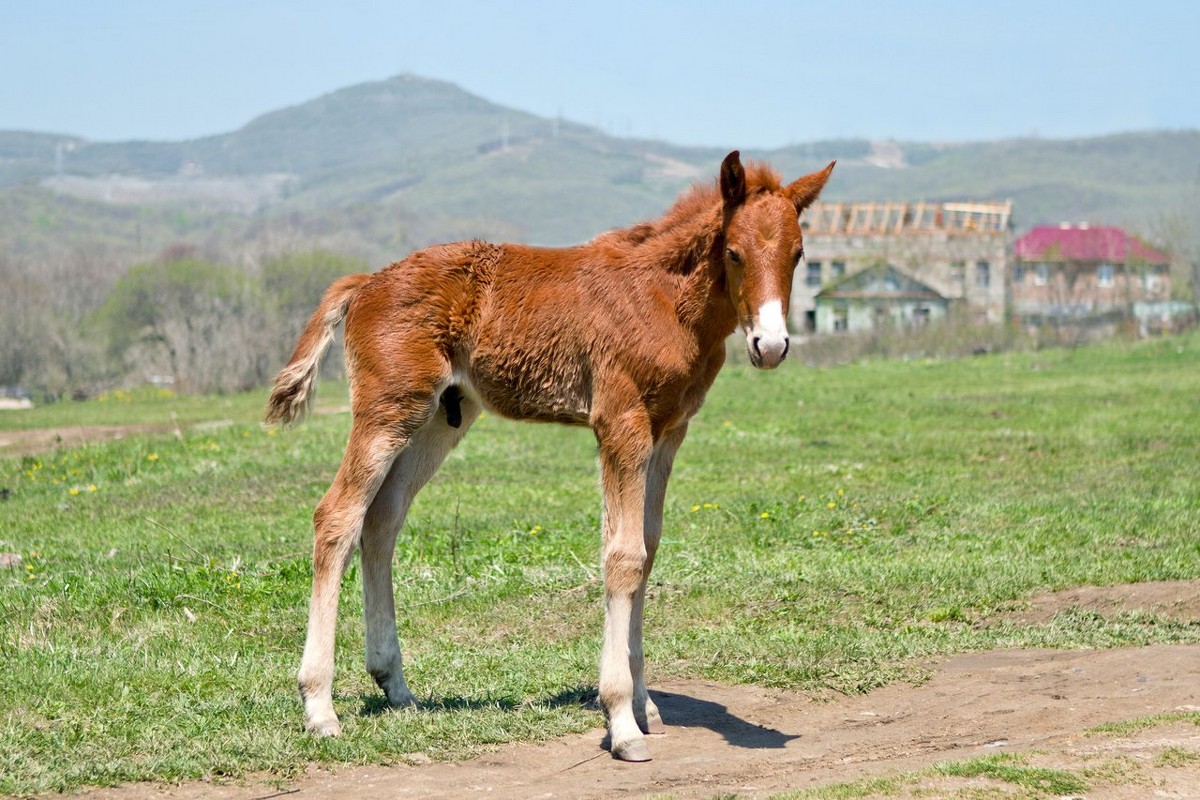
<box><xmin>719</xmin><ymin>151</ymin><xmax>834</xmax><ymax>368</ymax></box>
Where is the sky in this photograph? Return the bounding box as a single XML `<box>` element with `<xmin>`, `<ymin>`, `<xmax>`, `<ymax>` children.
<box><xmin>2</xmin><ymin>0</ymin><xmax>1198</xmax><ymax>149</ymax></box>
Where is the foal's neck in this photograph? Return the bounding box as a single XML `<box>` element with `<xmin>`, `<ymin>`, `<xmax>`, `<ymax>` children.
<box><xmin>668</xmin><ymin>213</ymin><xmax>737</xmax><ymax>349</ymax></box>
<box><xmin>607</xmin><ymin>192</ymin><xmax>738</xmax><ymax>352</ymax></box>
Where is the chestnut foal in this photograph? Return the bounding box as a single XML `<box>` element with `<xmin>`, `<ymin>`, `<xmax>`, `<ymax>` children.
<box><xmin>266</xmin><ymin>151</ymin><xmax>833</xmax><ymax>761</ymax></box>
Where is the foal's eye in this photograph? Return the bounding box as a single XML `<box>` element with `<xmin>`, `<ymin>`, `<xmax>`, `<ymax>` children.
<box><xmin>792</xmin><ymin>249</ymin><xmax>804</xmax><ymax>266</ymax></box>
<box><xmin>726</xmin><ymin>248</ymin><xmax>741</xmax><ymax>264</ymax></box>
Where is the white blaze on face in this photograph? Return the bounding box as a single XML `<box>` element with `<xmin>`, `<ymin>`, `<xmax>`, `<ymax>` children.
<box><xmin>749</xmin><ymin>299</ymin><xmax>790</xmax><ymax>369</ymax></box>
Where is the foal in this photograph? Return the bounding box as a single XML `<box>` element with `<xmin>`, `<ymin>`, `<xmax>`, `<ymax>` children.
<box><xmin>266</xmin><ymin>151</ymin><xmax>833</xmax><ymax>761</ymax></box>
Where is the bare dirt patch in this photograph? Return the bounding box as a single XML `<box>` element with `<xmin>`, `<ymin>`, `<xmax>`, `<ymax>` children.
<box><xmin>1001</xmin><ymin>580</ymin><xmax>1200</xmax><ymax>627</ymax></box>
<box><xmin>71</xmin><ymin>637</ymin><xmax>1200</xmax><ymax>798</ymax></box>
<box><xmin>0</xmin><ymin>405</ymin><xmax>351</xmax><ymax>458</ymax></box>
<box><xmin>0</xmin><ymin>424</ymin><xmax>181</xmax><ymax>457</ymax></box>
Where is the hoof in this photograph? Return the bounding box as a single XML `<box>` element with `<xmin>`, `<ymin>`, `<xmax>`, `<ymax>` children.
<box><xmin>372</xmin><ymin>670</ymin><xmax>418</xmax><ymax>709</ymax></box>
<box><xmin>387</xmin><ymin>688</ymin><xmax>418</xmax><ymax>709</ymax></box>
<box><xmin>612</xmin><ymin>738</ymin><xmax>653</xmax><ymax>762</ymax></box>
<box><xmin>644</xmin><ymin>716</ymin><xmax>667</xmax><ymax>736</ymax></box>
<box><xmin>305</xmin><ymin>715</ymin><xmax>342</xmax><ymax>737</ymax></box>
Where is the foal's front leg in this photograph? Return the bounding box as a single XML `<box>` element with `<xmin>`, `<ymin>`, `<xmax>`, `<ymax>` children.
<box><xmin>595</xmin><ymin>412</ymin><xmax>655</xmax><ymax>761</ymax></box>
<box><xmin>631</xmin><ymin>422</ymin><xmax>687</xmax><ymax>736</ymax></box>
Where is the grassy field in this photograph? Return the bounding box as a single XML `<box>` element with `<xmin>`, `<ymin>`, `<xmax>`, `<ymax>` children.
<box><xmin>2</xmin><ymin>335</ymin><xmax>1199</xmax><ymax>794</ymax></box>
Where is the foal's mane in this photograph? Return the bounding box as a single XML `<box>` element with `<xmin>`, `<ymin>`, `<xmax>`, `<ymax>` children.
<box><xmin>592</xmin><ymin>162</ymin><xmax>786</xmax><ymax>274</ymax></box>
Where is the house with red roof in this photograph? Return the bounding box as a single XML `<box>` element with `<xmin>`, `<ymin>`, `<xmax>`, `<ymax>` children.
<box><xmin>1011</xmin><ymin>224</ymin><xmax>1173</xmax><ymax>324</ymax></box>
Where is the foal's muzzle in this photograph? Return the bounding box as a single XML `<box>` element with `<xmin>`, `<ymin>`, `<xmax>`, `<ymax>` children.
<box><xmin>748</xmin><ymin>332</ymin><xmax>789</xmax><ymax>369</ymax></box>
<box><xmin>747</xmin><ymin>300</ymin><xmax>790</xmax><ymax>369</ymax></box>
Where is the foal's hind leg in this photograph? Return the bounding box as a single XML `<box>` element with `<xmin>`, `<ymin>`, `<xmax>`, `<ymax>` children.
<box><xmin>298</xmin><ymin>389</ymin><xmax>442</xmax><ymax>736</ymax></box>
<box><xmin>361</xmin><ymin>392</ymin><xmax>479</xmax><ymax>707</ymax></box>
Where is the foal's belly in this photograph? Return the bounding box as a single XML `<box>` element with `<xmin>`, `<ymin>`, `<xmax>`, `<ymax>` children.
<box><xmin>459</xmin><ymin>346</ymin><xmax>593</xmax><ymax>426</ymax></box>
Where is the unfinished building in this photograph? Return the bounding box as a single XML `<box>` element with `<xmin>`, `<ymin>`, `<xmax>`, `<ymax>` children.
<box><xmin>793</xmin><ymin>200</ymin><xmax>1012</xmax><ymax>333</ymax></box>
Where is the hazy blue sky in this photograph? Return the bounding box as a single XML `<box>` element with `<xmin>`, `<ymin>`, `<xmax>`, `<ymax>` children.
<box><xmin>3</xmin><ymin>0</ymin><xmax>1197</xmax><ymax>148</ymax></box>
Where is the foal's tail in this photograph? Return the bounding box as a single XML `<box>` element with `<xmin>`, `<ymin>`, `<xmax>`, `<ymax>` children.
<box><xmin>264</xmin><ymin>273</ymin><xmax>373</xmax><ymax>427</ymax></box>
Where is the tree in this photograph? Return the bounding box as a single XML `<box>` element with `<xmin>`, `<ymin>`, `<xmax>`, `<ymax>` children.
<box><xmin>1152</xmin><ymin>219</ymin><xmax>1200</xmax><ymax>306</ymax></box>
<box><xmin>0</xmin><ymin>248</ymin><xmax>115</xmax><ymax>398</ymax></box>
<box><xmin>96</xmin><ymin>257</ymin><xmax>267</xmax><ymax>392</ymax></box>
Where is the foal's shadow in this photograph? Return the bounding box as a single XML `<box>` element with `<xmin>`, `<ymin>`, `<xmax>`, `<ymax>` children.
<box><xmin>642</xmin><ymin>688</ymin><xmax>800</xmax><ymax>750</ymax></box>
<box><xmin>360</xmin><ymin>685</ymin><xmax>799</xmax><ymax>750</ymax></box>
<box><xmin>359</xmin><ymin>694</ymin><xmax>519</xmax><ymax>715</ymax></box>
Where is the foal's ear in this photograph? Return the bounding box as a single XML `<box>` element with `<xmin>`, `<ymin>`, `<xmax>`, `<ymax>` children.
<box><xmin>786</xmin><ymin>160</ymin><xmax>836</xmax><ymax>212</ymax></box>
<box><xmin>720</xmin><ymin>150</ymin><xmax>747</xmax><ymax>208</ymax></box>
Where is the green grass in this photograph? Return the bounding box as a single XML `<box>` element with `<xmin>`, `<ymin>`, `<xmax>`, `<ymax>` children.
<box><xmin>3</xmin><ymin>334</ymin><xmax>1200</xmax><ymax>793</ymax></box>
<box><xmin>779</xmin><ymin>752</ymin><xmax>1092</xmax><ymax>799</ymax></box>
<box><xmin>1088</xmin><ymin>711</ymin><xmax>1200</xmax><ymax>736</ymax></box>
<box><xmin>933</xmin><ymin>754</ymin><xmax>1087</xmax><ymax>795</ymax></box>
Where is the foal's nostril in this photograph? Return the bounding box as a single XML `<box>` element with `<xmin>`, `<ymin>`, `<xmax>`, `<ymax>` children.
<box><xmin>781</xmin><ymin>338</ymin><xmax>790</xmax><ymax>360</ymax></box>
<box><xmin>751</xmin><ymin>336</ymin><xmax>763</xmax><ymax>358</ymax></box>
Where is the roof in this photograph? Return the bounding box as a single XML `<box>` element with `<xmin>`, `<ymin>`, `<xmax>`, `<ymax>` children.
<box><xmin>803</xmin><ymin>200</ymin><xmax>1011</xmax><ymax>235</ymax></box>
<box><xmin>1013</xmin><ymin>225</ymin><xmax>1170</xmax><ymax>264</ymax></box>
<box><xmin>816</xmin><ymin>264</ymin><xmax>947</xmax><ymax>302</ymax></box>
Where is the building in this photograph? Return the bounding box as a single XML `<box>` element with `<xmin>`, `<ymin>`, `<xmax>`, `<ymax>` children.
<box><xmin>793</xmin><ymin>200</ymin><xmax>1012</xmax><ymax>332</ymax></box>
<box><xmin>813</xmin><ymin>264</ymin><xmax>949</xmax><ymax>334</ymax></box>
<box><xmin>1011</xmin><ymin>224</ymin><xmax>1173</xmax><ymax>325</ymax></box>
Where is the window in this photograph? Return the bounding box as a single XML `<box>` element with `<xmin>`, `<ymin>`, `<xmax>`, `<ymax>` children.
<box><xmin>830</xmin><ymin>260</ymin><xmax>846</xmax><ymax>280</ymax></box>
<box><xmin>1097</xmin><ymin>263</ymin><xmax>1114</xmax><ymax>288</ymax></box>
<box><xmin>950</xmin><ymin>261</ymin><xmax>965</xmax><ymax>285</ymax></box>
<box><xmin>806</xmin><ymin>261</ymin><xmax>822</xmax><ymax>287</ymax></box>
<box><xmin>1035</xmin><ymin>263</ymin><xmax>1050</xmax><ymax>286</ymax></box>
<box><xmin>975</xmin><ymin>261</ymin><xmax>991</xmax><ymax>288</ymax></box>
<box><xmin>1013</xmin><ymin>265</ymin><xmax>1025</xmax><ymax>284</ymax></box>
<box><xmin>833</xmin><ymin>305</ymin><xmax>849</xmax><ymax>332</ymax></box>
<box><xmin>1143</xmin><ymin>267</ymin><xmax>1162</xmax><ymax>293</ymax></box>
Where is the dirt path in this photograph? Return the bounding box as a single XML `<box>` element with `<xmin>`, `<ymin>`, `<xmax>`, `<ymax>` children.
<box><xmin>294</xmin><ymin>644</ymin><xmax>1198</xmax><ymax>800</ymax></box>
<box><xmin>67</xmin><ymin>641</ymin><xmax>1199</xmax><ymax>800</ymax></box>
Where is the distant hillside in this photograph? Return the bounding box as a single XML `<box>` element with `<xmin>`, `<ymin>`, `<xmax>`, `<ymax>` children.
<box><xmin>784</xmin><ymin>132</ymin><xmax>1200</xmax><ymax>232</ymax></box>
<box><xmin>3</xmin><ymin>74</ymin><xmax>1198</xmax><ymax>253</ymax></box>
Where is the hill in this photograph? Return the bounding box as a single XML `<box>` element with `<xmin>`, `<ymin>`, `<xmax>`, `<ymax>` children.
<box><xmin>3</xmin><ymin>74</ymin><xmax>1198</xmax><ymax>252</ymax></box>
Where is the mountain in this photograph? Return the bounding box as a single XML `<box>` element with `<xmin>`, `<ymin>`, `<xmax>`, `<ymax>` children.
<box><xmin>2</xmin><ymin>74</ymin><xmax>1198</xmax><ymax>253</ymax></box>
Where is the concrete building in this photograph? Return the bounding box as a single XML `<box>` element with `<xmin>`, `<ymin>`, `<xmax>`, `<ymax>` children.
<box><xmin>793</xmin><ymin>200</ymin><xmax>1012</xmax><ymax>332</ymax></box>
